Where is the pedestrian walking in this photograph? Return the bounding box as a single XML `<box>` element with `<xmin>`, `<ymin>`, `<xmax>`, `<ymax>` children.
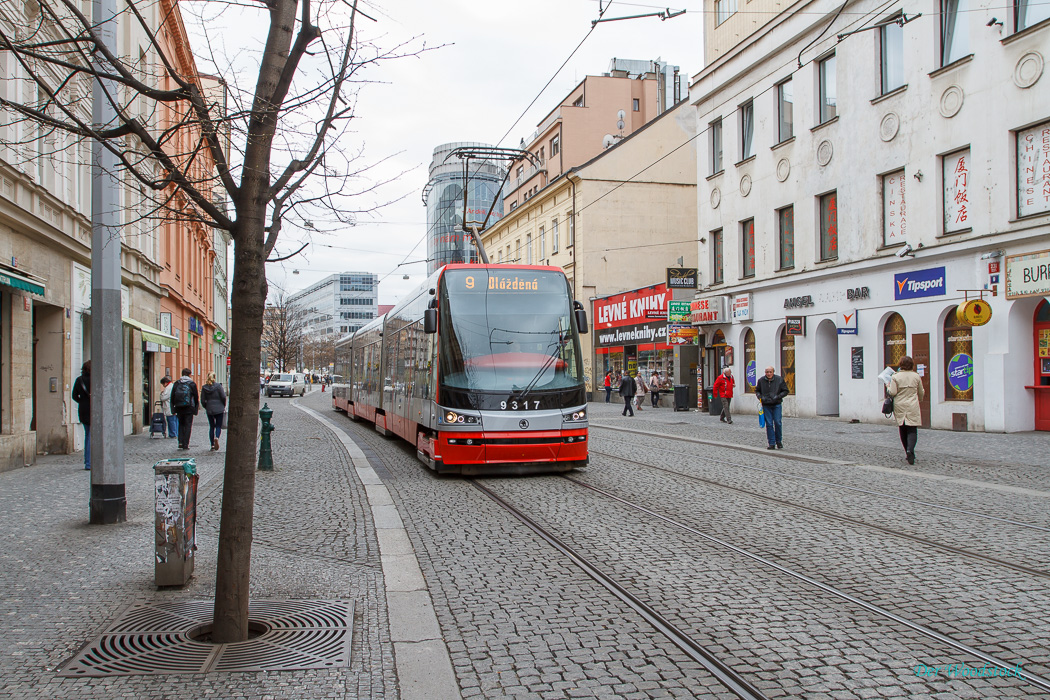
<box><xmin>887</xmin><ymin>355</ymin><xmax>924</xmax><ymax>465</ymax></box>
<box><xmin>756</xmin><ymin>366</ymin><xmax>789</xmax><ymax>449</ymax></box>
<box><xmin>71</xmin><ymin>360</ymin><xmax>91</xmax><ymax>470</ymax></box>
<box><xmin>649</xmin><ymin>371</ymin><xmax>661</xmax><ymax>408</ymax></box>
<box><xmin>604</xmin><ymin>371</ymin><xmax>613</xmax><ymax>403</ymax></box>
<box><xmin>714</xmin><ymin>367</ymin><xmax>735</xmax><ymax>424</ymax></box>
<box><xmin>159</xmin><ymin>376</ymin><xmax>178</xmax><ymax>438</ymax></box>
<box><xmin>170</xmin><ymin>368</ymin><xmax>200</xmax><ymax>450</ymax></box>
<box><xmin>200</xmin><ymin>372</ymin><xmax>227</xmax><ymax>451</ymax></box>
<box><xmin>634</xmin><ymin>372</ymin><xmax>647</xmax><ymax>411</ymax></box>
<box><xmin>618</xmin><ymin>371</ymin><xmax>636</xmax><ymax>416</ymax></box>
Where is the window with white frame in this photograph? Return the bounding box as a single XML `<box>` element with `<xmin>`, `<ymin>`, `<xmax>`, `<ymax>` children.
<box><xmin>515</xmin><ymin>238</ymin><xmax>521</xmax><ymax>261</ymax></box>
<box><xmin>777</xmin><ymin>80</ymin><xmax>793</xmax><ymax>143</ymax></box>
<box><xmin>943</xmin><ymin>148</ymin><xmax>970</xmax><ymax>233</ymax></box>
<box><xmin>539</xmin><ymin>228</ymin><xmax>546</xmax><ymax>259</ymax></box>
<box><xmin>710</xmin><ymin>118</ymin><xmax>723</xmax><ymax>174</ymax></box>
<box><xmin>880</xmin><ymin>15</ymin><xmax>905</xmax><ymax>93</ymax></box>
<box><xmin>740</xmin><ymin>100</ymin><xmax>754</xmax><ymax>160</ymax></box>
<box><xmin>941</xmin><ymin>0</ymin><xmax>970</xmax><ymax>66</ymax></box>
<box><xmin>1016</xmin><ymin>0</ymin><xmax>1050</xmax><ymax>30</ymax></box>
<box><xmin>1017</xmin><ymin>122</ymin><xmax>1050</xmax><ymax>217</ymax></box>
<box><xmin>819</xmin><ymin>191</ymin><xmax>839</xmax><ymax>261</ymax></box>
<box><xmin>568</xmin><ymin>211</ymin><xmax>575</xmax><ymax>247</ymax></box>
<box><xmin>552</xmin><ymin>219</ymin><xmax>559</xmax><ymax>253</ymax></box>
<box><xmin>716</xmin><ymin>0</ymin><xmax>737</xmax><ymax>25</ymax></box>
<box><xmin>526</xmin><ymin>233</ymin><xmax>533</xmax><ymax>264</ymax></box>
<box><xmin>742</xmin><ymin>219</ymin><xmax>755</xmax><ymax>278</ymax></box>
<box><xmin>818</xmin><ymin>54</ymin><xmax>837</xmax><ymax>123</ymax></box>
<box><xmin>882</xmin><ymin>169</ymin><xmax>907</xmax><ymax>246</ymax></box>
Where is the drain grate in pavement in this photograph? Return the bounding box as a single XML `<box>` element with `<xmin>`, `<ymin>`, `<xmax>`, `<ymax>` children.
<box><xmin>59</xmin><ymin>599</ymin><xmax>353</xmax><ymax>676</ymax></box>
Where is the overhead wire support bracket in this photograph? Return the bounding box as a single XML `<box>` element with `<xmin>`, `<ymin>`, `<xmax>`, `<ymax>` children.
<box><xmin>592</xmin><ymin>8</ymin><xmax>686</xmax><ymax>26</ymax></box>
<box><xmin>836</xmin><ymin>13</ymin><xmax>920</xmax><ymax>41</ymax></box>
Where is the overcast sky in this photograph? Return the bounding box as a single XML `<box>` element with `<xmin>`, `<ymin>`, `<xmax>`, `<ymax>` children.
<box><xmin>191</xmin><ymin>0</ymin><xmax>703</xmax><ymax>306</ymax></box>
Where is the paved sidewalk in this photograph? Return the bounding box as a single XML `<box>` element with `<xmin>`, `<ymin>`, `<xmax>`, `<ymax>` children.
<box><xmin>0</xmin><ymin>390</ymin><xmax>454</xmax><ymax>699</ymax></box>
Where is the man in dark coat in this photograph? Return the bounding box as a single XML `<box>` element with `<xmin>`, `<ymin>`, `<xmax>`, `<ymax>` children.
<box><xmin>170</xmin><ymin>368</ymin><xmax>200</xmax><ymax>450</ymax></box>
<box><xmin>618</xmin><ymin>371</ymin><xmax>636</xmax><ymax>417</ymax></box>
<box><xmin>71</xmin><ymin>360</ymin><xmax>91</xmax><ymax>469</ymax></box>
<box><xmin>756</xmin><ymin>366</ymin><xmax>790</xmax><ymax>449</ymax></box>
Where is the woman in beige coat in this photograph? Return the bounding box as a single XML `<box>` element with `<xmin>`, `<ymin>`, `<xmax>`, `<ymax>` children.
<box><xmin>887</xmin><ymin>355</ymin><xmax>924</xmax><ymax>464</ymax></box>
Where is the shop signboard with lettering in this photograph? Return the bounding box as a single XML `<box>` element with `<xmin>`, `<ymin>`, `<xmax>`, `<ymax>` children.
<box><xmin>1005</xmin><ymin>250</ymin><xmax>1050</xmax><ymax>299</ymax></box>
<box><xmin>593</xmin><ymin>283</ymin><xmax>670</xmax><ymax>349</ymax></box>
<box><xmin>668</xmin><ymin>301</ymin><xmax>691</xmax><ymax>323</ymax></box>
<box><xmin>666</xmin><ymin>267</ymin><xmax>698</xmax><ymax>289</ymax></box>
<box><xmin>731</xmin><ymin>293</ymin><xmax>753</xmax><ymax>322</ymax></box>
<box><xmin>785</xmin><ymin>316</ymin><xmax>806</xmax><ymax>336</ymax></box>
<box><xmin>894</xmin><ymin>266</ymin><xmax>947</xmax><ymax>300</ymax></box>
<box><xmin>690</xmin><ymin>296</ymin><xmax>727</xmax><ymax>325</ymax></box>
<box><xmin>668</xmin><ymin>324</ymin><xmax>699</xmax><ymax>344</ymax></box>
<box><xmin>836</xmin><ymin>309</ymin><xmax>858</xmax><ymax>335</ymax></box>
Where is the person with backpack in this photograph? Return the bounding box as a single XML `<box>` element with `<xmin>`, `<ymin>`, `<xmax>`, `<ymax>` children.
<box><xmin>170</xmin><ymin>368</ymin><xmax>200</xmax><ymax>450</ymax></box>
<box><xmin>71</xmin><ymin>360</ymin><xmax>91</xmax><ymax>470</ymax></box>
<box><xmin>200</xmin><ymin>372</ymin><xmax>227</xmax><ymax>451</ymax></box>
<box><xmin>159</xmin><ymin>376</ymin><xmax>178</xmax><ymax>438</ymax></box>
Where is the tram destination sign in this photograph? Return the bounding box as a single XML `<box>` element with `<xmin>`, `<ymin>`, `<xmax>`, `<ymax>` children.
<box><xmin>1005</xmin><ymin>250</ymin><xmax>1050</xmax><ymax>299</ymax></box>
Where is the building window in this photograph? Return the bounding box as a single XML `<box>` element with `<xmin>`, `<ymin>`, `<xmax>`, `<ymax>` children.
<box><xmin>740</xmin><ymin>100</ymin><xmax>754</xmax><ymax>160</ymax></box>
<box><xmin>712</xmin><ymin>229</ymin><xmax>724</xmax><ymax>284</ymax></box>
<box><xmin>884</xmin><ymin>312</ymin><xmax>907</xmax><ymax>369</ymax></box>
<box><xmin>551</xmin><ymin>134</ymin><xmax>560</xmax><ymax>157</ymax></box>
<box><xmin>633</xmin><ymin>98</ymin><xmax>640</xmax><ymax>112</ymax></box>
<box><xmin>573</xmin><ymin>95</ymin><xmax>584</xmax><ymax>107</ymax></box>
<box><xmin>1017</xmin><ymin>0</ymin><xmax>1050</xmax><ymax>29</ymax></box>
<box><xmin>526</xmin><ymin>233</ymin><xmax>533</xmax><ymax>264</ymax></box>
<box><xmin>942</xmin><ymin>0</ymin><xmax>970</xmax><ymax>66</ymax></box>
<box><xmin>539</xmin><ymin>228</ymin><xmax>546</xmax><ymax>259</ymax></box>
<box><xmin>778</xmin><ymin>205</ymin><xmax>794</xmax><ymax>270</ymax></box>
<box><xmin>710</xmin><ymin>118</ymin><xmax>723</xmax><ymax>174</ymax></box>
<box><xmin>742</xmin><ymin>219</ymin><xmax>755</xmax><ymax>278</ymax></box>
<box><xmin>819</xmin><ymin>191</ymin><xmax>838</xmax><ymax>261</ymax></box>
<box><xmin>516</xmin><ymin>166</ymin><xmax>524</xmax><ymax>183</ymax></box>
<box><xmin>777</xmin><ymin>80</ymin><xmax>793</xmax><ymax>143</ymax></box>
<box><xmin>498</xmin><ymin>249</ymin><xmax>503</xmax><ymax>263</ymax></box>
<box><xmin>716</xmin><ymin>0</ymin><xmax>737</xmax><ymax>24</ymax></box>
<box><xmin>882</xmin><ymin>169</ymin><xmax>907</xmax><ymax>246</ymax></box>
<box><xmin>568</xmin><ymin>212</ymin><xmax>575</xmax><ymax>247</ymax></box>
<box><xmin>943</xmin><ymin>148</ymin><xmax>970</xmax><ymax>233</ymax></box>
<box><xmin>539</xmin><ymin>146</ymin><xmax>545</xmax><ymax>163</ymax></box>
<box><xmin>779</xmin><ymin>327</ymin><xmax>796</xmax><ymax>394</ymax></box>
<box><xmin>818</xmin><ymin>54</ymin><xmax>837</xmax><ymax>124</ymax></box>
<box><xmin>880</xmin><ymin>15</ymin><xmax>905</xmax><ymax>93</ymax></box>
<box><xmin>515</xmin><ymin>239</ymin><xmax>521</xmax><ymax>261</ymax></box>
<box><xmin>1017</xmin><ymin>122</ymin><xmax>1050</xmax><ymax>217</ymax></box>
<box><xmin>944</xmin><ymin>310</ymin><xmax>974</xmax><ymax>401</ymax></box>
<box><xmin>552</xmin><ymin>219</ymin><xmax>559</xmax><ymax>252</ymax></box>
<box><xmin>744</xmin><ymin>328</ymin><xmax>757</xmax><ymax>393</ymax></box>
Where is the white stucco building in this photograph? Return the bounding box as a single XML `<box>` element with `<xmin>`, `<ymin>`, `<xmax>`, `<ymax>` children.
<box><xmin>288</xmin><ymin>272</ymin><xmax>379</xmax><ymax>338</ymax></box>
<box><xmin>690</xmin><ymin>0</ymin><xmax>1050</xmax><ymax>431</ymax></box>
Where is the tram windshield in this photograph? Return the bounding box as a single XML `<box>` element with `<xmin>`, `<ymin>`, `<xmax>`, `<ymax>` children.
<box><xmin>439</xmin><ymin>269</ymin><xmax>584</xmax><ymax>393</ymax></box>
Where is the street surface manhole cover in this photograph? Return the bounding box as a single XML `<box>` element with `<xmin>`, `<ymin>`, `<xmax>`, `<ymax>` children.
<box><xmin>59</xmin><ymin>599</ymin><xmax>353</xmax><ymax>676</ymax></box>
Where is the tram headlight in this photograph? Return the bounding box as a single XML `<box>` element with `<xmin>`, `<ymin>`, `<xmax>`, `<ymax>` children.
<box><xmin>563</xmin><ymin>409</ymin><xmax>587</xmax><ymax>422</ymax></box>
<box><xmin>442</xmin><ymin>411</ymin><xmax>479</xmax><ymax>425</ymax></box>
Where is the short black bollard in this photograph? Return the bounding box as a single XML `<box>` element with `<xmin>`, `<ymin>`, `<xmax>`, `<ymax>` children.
<box><xmin>258</xmin><ymin>403</ymin><xmax>274</xmax><ymax>471</ymax></box>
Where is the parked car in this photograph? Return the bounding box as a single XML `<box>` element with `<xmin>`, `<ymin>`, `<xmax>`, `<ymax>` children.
<box><xmin>266</xmin><ymin>373</ymin><xmax>306</xmax><ymax>397</ymax></box>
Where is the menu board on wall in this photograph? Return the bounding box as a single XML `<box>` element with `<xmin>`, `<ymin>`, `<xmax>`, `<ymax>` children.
<box><xmin>851</xmin><ymin>347</ymin><xmax>864</xmax><ymax>379</ymax></box>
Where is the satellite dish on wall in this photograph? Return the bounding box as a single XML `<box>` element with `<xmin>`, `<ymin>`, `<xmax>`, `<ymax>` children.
<box><xmin>617</xmin><ymin>109</ymin><xmax>626</xmax><ymax>120</ymax></box>
<box><xmin>602</xmin><ymin>134</ymin><xmax>616</xmax><ymax>149</ymax></box>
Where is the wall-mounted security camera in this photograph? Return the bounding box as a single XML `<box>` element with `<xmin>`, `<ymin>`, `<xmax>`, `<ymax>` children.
<box><xmin>896</xmin><ymin>244</ymin><xmax>914</xmax><ymax>258</ymax></box>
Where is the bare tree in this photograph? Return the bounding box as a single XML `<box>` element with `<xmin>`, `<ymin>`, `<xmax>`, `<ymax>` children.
<box><xmin>262</xmin><ymin>290</ymin><xmax>309</xmax><ymax>373</ymax></box>
<box><xmin>303</xmin><ymin>332</ymin><xmax>336</xmax><ymax>374</ymax></box>
<box><xmin>0</xmin><ymin>0</ymin><xmax>422</xmax><ymax>642</ymax></box>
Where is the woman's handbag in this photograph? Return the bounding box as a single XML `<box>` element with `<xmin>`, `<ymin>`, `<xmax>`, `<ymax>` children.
<box><xmin>881</xmin><ymin>396</ymin><xmax>894</xmax><ymax>415</ymax></box>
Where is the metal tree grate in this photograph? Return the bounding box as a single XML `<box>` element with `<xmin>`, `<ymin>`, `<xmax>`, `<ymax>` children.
<box><xmin>59</xmin><ymin>599</ymin><xmax>353</xmax><ymax>676</ymax></box>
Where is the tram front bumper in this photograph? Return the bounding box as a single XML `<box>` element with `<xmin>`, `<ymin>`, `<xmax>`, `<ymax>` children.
<box><xmin>437</xmin><ymin>428</ymin><xmax>588</xmax><ymax>466</ymax></box>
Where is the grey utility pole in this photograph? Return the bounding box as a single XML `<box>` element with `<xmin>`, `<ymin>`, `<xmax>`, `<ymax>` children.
<box><xmin>89</xmin><ymin>0</ymin><xmax>126</xmax><ymax>523</ymax></box>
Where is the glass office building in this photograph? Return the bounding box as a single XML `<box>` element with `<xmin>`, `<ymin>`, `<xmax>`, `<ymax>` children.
<box><xmin>425</xmin><ymin>142</ymin><xmax>506</xmax><ymax>275</ymax></box>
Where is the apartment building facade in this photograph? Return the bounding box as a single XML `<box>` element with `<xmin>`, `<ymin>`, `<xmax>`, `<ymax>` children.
<box><xmin>690</xmin><ymin>0</ymin><xmax>1050</xmax><ymax>430</ymax></box>
<box><xmin>288</xmin><ymin>272</ymin><xmax>380</xmax><ymax>338</ymax></box>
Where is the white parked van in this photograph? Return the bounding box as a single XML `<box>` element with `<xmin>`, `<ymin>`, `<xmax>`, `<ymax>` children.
<box><xmin>266</xmin><ymin>372</ymin><xmax>306</xmax><ymax>397</ymax></box>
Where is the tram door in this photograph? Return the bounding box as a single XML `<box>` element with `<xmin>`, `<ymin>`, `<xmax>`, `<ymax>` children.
<box><xmin>911</xmin><ymin>333</ymin><xmax>931</xmax><ymax>428</ymax></box>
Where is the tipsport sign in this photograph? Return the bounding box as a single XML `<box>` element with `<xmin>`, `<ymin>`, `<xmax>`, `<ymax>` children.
<box><xmin>894</xmin><ymin>267</ymin><xmax>946</xmax><ymax>301</ymax></box>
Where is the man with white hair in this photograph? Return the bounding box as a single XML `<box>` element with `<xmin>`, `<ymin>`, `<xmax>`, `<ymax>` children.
<box><xmin>755</xmin><ymin>366</ymin><xmax>789</xmax><ymax>449</ymax></box>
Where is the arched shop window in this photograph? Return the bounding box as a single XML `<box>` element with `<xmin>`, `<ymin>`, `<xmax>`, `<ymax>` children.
<box><xmin>1035</xmin><ymin>300</ymin><xmax>1050</xmax><ymax>387</ymax></box>
<box><xmin>883</xmin><ymin>312</ymin><xmax>907</xmax><ymax>370</ymax></box>
<box><xmin>744</xmin><ymin>328</ymin><xmax>757</xmax><ymax>393</ymax></box>
<box><xmin>944</xmin><ymin>309</ymin><xmax>973</xmax><ymax>401</ymax></box>
<box><xmin>779</xmin><ymin>327</ymin><xmax>795</xmax><ymax>394</ymax></box>
<box><xmin>712</xmin><ymin>329</ymin><xmax>726</xmax><ymax>368</ymax></box>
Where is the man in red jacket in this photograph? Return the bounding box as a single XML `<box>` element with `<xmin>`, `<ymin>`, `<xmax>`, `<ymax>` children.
<box><xmin>713</xmin><ymin>367</ymin><xmax>735</xmax><ymax>424</ymax></box>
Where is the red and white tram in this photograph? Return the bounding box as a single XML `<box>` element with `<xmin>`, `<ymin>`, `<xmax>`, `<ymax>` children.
<box><xmin>332</xmin><ymin>264</ymin><xmax>589</xmax><ymax>475</ymax></box>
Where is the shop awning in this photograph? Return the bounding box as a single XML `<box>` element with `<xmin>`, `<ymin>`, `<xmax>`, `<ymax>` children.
<box><xmin>123</xmin><ymin>318</ymin><xmax>179</xmax><ymax>348</ymax></box>
<box><xmin>0</xmin><ymin>268</ymin><xmax>46</xmax><ymax>296</ymax></box>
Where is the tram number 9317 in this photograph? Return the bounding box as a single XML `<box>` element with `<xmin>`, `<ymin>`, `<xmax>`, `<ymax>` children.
<box><xmin>501</xmin><ymin>400</ymin><xmax>540</xmax><ymax>410</ymax></box>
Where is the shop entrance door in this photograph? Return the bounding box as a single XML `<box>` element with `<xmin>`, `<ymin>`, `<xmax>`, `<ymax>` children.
<box><xmin>815</xmin><ymin>320</ymin><xmax>839</xmax><ymax>415</ymax></box>
<box><xmin>1033</xmin><ymin>300</ymin><xmax>1050</xmax><ymax>431</ymax></box>
<box><xmin>912</xmin><ymin>333</ymin><xmax>931</xmax><ymax>428</ymax></box>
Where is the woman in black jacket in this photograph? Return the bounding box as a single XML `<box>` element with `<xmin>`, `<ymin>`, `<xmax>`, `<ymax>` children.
<box><xmin>71</xmin><ymin>361</ymin><xmax>91</xmax><ymax>469</ymax></box>
<box><xmin>200</xmin><ymin>372</ymin><xmax>227</xmax><ymax>451</ymax></box>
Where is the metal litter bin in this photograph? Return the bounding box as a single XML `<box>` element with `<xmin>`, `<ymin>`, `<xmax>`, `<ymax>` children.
<box><xmin>154</xmin><ymin>458</ymin><xmax>198</xmax><ymax>587</ymax></box>
<box><xmin>673</xmin><ymin>385</ymin><xmax>690</xmax><ymax>411</ymax></box>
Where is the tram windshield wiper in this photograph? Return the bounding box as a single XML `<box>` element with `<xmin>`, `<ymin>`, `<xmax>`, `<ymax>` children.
<box><xmin>518</xmin><ymin>332</ymin><xmax>565</xmax><ymax>401</ymax></box>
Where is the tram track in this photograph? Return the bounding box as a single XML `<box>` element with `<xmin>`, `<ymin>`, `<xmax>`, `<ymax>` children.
<box><xmin>589</xmin><ymin>448</ymin><xmax>1050</xmax><ymax>580</ymax></box>
<box><xmin>590</xmin><ymin>428</ymin><xmax>1050</xmax><ymax>534</ymax></box>
<box><xmin>470</xmin><ymin>475</ymin><xmax>1050</xmax><ymax>697</ymax></box>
